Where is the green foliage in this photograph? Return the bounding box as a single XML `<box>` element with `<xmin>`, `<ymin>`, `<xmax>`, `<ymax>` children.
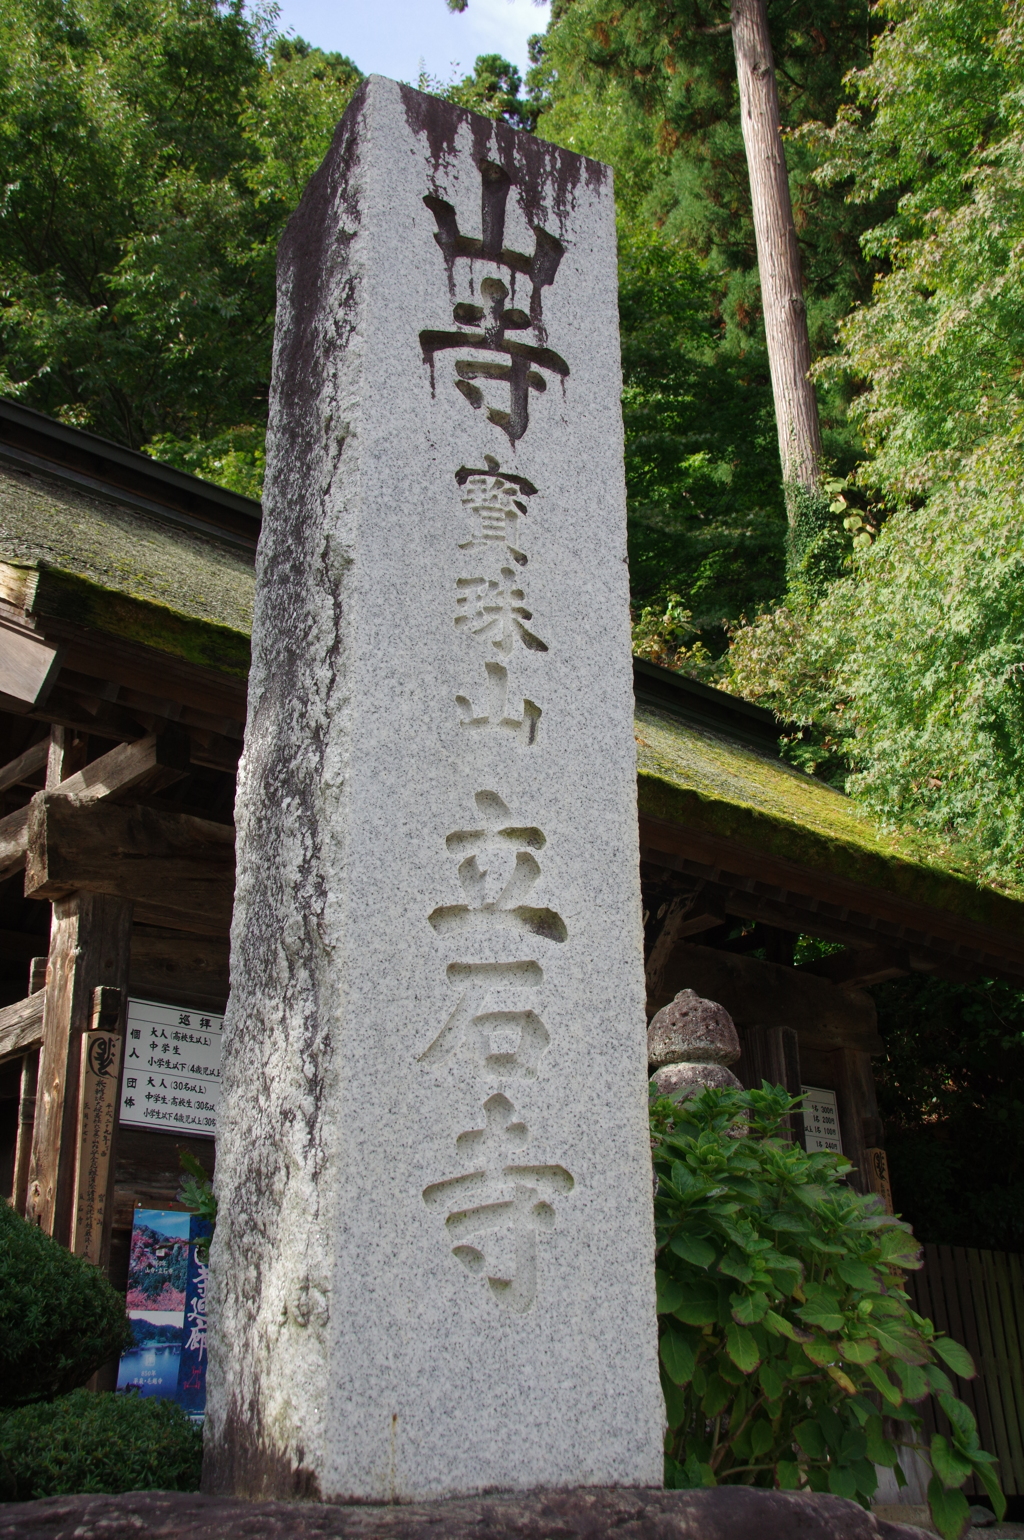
<box><xmin>0</xmin><ymin>1388</ymin><xmax>202</xmax><ymax>1498</ymax></box>
<box><xmin>177</xmin><ymin>1150</ymin><xmax>218</xmax><ymax>1261</ymax></box>
<box><xmin>146</xmin><ymin>425</ymin><xmax>265</xmax><ymax>500</ymax></box>
<box><xmin>874</xmin><ymin>973</ymin><xmax>1024</xmax><ymax>1251</ymax></box>
<box><xmin>724</xmin><ymin>2</ymin><xmax>1024</xmax><ymax>885</ymax></box>
<box><xmin>617</xmin><ymin>225</ymin><xmax>788</xmax><ymax>644</ymax></box>
<box><xmin>536</xmin><ymin>0</ymin><xmax>882</xmax><ymax>440</ymax></box>
<box><xmin>651</xmin><ymin>1083</ymin><xmax>1005</xmax><ymax>1537</ymax></box>
<box><xmin>0</xmin><ymin>0</ymin><xmax>361</xmax><ymax>463</ymax></box>
<box><xmin>422</xmin><ymin>52</ymin><xmax>543</xmax><ymax>130</ymax></box>
<box><xmin>0</xmin><ymin>1202</ymin><xmax>131</xmax><ymax>1408</ymax></box>
<box><xmin>632</xmin><ymin>592</ymin><xmax>714</xmax><ymax>677</ymax></box>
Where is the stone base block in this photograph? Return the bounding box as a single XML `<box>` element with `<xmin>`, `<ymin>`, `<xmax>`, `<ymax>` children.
<box><xmin>0</xmin><ymin>1486</ymin><xmax>933</xmax><ymax>1539</ymax></box>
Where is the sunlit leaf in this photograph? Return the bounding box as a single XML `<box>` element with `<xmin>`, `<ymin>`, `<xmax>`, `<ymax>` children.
<box><xmin>863</xmin><ymin>1360</ymin><xmax>903</xmax><ymax>1406</ymax></box>
<box><xmin>933</xmin><ymin>1337</ymin><xmax>976</xmax><ymax>1380</ymax></box>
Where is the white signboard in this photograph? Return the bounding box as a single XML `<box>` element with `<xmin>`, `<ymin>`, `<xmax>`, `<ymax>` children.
<box><xmin>802</xmin><ymin>1085</ymin><xmax>843</xmax><ymax>1154</ymax></box>
<box><xmin>119</xmin><ymin>998</ymin><xmax>223</xmax><ymax>1139</ymax></box>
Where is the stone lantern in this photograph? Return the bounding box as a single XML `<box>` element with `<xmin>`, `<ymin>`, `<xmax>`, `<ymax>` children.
<box><xmin>647</xmin><ymin>988</ymin><xmax>743</xmax><ymax>1102</ymax></box>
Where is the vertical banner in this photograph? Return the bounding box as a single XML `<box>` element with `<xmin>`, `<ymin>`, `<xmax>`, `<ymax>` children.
<box><xmin>176</xmin><ymin>1216</ymin><xmax>212</xmax><ymax>1418</ymax></box>
<box><xmin>117</xmin><ymin>1207</ymin><xmax>210</xmax><ymax>1419</ymax></box>
<box><xmin>71</xmin><ymin>1028</ymin><xmax>122</xmax><ymax>1265</ymax></box>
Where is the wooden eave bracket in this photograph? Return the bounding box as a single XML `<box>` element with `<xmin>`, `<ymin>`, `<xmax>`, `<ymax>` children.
<box><xmin>0</xmin><ymin>728</ymin><xmax>192</xmax><ymax>885</ymax></box>
<box><xmin>0</xmin><ymin>614</ymin><xmax>63</xmax><ymax>714</ymax></box>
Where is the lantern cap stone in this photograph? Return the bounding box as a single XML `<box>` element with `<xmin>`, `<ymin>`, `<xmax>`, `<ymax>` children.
<box><xmin>647</xmin><ymin>988</ymin><xmax>740</xmax><ymax>1068</ymax></box>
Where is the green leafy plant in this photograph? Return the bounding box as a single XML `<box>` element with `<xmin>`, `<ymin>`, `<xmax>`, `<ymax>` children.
<box><xmin>176</xmin><ymin>1151</ymin><xmax>217</xmax><ymax>1262</ymax></box>
<box><xmin>0</xmin><ymin>1202</ymin><xmax>131</xmax><ymax>1408</ymax></box>
<box><xmin>632</xmin><ymin>592</ymin><xmax>715</xmax><ymax>680</ymax></box>
<box><xmin>652</xmin><ymin>1083</ymin><xmax>1005</xmax><ymax>1540</ymax></box>
<box><xmin>0</xmin><ymin>1388</ymin><xmax>202</xmax><ymax>1499</ymax></box>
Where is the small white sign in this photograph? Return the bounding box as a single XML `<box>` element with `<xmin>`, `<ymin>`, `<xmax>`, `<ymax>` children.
<box><xmin>802</xmin><ymin>1085</ymin><xmax>843</xmax><ymax>1154</ymax></box>
<box><xmin>119</xmin><ymin>998</ymin><xmax>223</xmax><ymax>1139</ymax></box>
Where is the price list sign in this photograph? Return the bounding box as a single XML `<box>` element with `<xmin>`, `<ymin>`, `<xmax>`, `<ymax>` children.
<box><xmin>801</xmin><ymin>1085</ymin><xmax>843</xmax><ymax>1154</ymax></box>
<box><xmin>119</xmin><ymin>998</ymin><xmax>223</xmax><ymax>1139</ymax></box>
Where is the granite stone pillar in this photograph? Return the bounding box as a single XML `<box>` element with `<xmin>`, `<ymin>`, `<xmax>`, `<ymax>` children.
<box><xmin>204</xmin><ymin>76</ymin><xmax>663</xmax><ymax>1502</ymax></box>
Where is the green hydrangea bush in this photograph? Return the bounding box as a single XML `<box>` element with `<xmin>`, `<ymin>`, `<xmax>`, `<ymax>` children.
<box><xmin>652</xmin><ymin>1084</ymin><xmax>1005</xmax><ymax>1540</ymax></box>
<box><xmin>0</xmin><ymin>1388</ymin><xmax>202</xmax><ymax>1499</ymax></box>
<box><xmin>0</xmin><ymin>1202</ymin><xmax>130</xmax><ymax>1407</ymax></box>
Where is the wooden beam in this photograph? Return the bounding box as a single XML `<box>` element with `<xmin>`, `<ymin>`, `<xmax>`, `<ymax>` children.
<box><xmin>33</xmin><ymin>621</ymin><xmax>247</xmax><ymax>725</ymax></box>
<box><xmin>0</xmin><ymin>805</ymin><xmax>30</xmax><ymax>883</ymax></box>
<box><xmin>0</xmin><ymin>730</ymin><xmax>193</xmax><ymax>887</ymax></box>
<box><xmin>0</xmin><ymin>737</ymin><xmax>48</xmax><ymax>796</ymax></box>
<box><xmin>639</xmin><ymin>812</ymin><xmax>1024</xmax><ymax>979</ymax></box>
<box><xmin>0</xmin><ymin>618</ymin><xmax>62</xmax><ymax>713</ymax></box>
<box><xmin>0</xmin><ymin>990</ymin><xmax>44</xmax><ymax>1060</ymax></box>
<box><xmin>26</xmin><ymin>893</ymin><xmax>133</xmax><ymax>1243</ymax></box>
<box><xmin>50</xmin><ymin>729</ymin><xmax>189</xmax><ymax>805</ymax></box>
<box><xmin>796</xmin><ymin>946</ymin><xmax>911</xmax><ymax>989</ymax></box>
<box><xmin>129</xmin><ymin>929</ymin><xmax>229</xmax><ymax>1008</ymax></box>
<box><xmin>25</xmin><ymin>797</ymin><xmax>235</xmax><ymax>936</ymax></box>
<box><xmin>645</xmin><ymin>888</ymin><xmax>725</xmax><ymax>1010</ymax></box>
<box><xmin>653</xmin><ymin>939</ymin><xmax>882</xmax><ymax>1054</ymax></box>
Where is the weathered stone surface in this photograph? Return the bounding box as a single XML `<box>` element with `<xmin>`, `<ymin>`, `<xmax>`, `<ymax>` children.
<box><xmin>653</xmin><ymin>1060</ymin><xmax>743</xmax><ymax>1100</ymax></box>
<box><xmin>206</xmin><ymin>76</ymin><xmax>661</xmax><ymax>1503</ymax></box>
<box><xmin>0</xmin><ymin>1487</ymin><xmax>934</xmax><ymax>1540</ymax></box>
<box><xmin>647</xmin><ymin>988</ymin><xmax>740</xmax><ymax>1068</ymax></box>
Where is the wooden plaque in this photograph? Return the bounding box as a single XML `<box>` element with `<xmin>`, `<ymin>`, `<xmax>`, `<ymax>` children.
<box><xmin>71</xmin><ymin>1028</ymin><xmax>123</xmax><ymax>1265</ymax></box>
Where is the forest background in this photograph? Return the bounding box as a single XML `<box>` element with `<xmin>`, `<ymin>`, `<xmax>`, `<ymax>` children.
<box><xmin>1</xmin><ymin>0</ymin><xmax>1023</xmax><ymax>1250</ymax></box>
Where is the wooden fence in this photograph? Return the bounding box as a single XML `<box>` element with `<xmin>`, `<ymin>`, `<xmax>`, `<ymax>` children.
<box><xmin>904</xmin><ymin>1245</ymin><xmax>1024</xmax><ymax>1497</ymax></box>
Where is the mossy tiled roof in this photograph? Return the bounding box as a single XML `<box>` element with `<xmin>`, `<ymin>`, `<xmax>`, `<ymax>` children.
<box><xmin>0</xmin><ymin>462</ymin><xmax>255</xmax><ymax>634</ymax></box>
<box><xmin>0</xmin><ymin>461</ymin><xmax>254</xmax><ymax>677</ymax></box>
<box><xmin>635</xmin><ymin>701</ymin><xmax>1024</xmax><ymax>933</ymax></box>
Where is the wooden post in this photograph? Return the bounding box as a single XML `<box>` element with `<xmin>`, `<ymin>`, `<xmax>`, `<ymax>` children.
<box><xmin>26</xmin><ymin>893</ymin><xmax>133</xmax><ymax>1244</ymax></box>
<box><xmin>46</xmin><ymin>724</ymin><xmax>89</xmax><ymax>789</ymax></box>
<box><xmin>832</xmin><ymin>1046</ymin><xmax>878</xmax><ymax>1196</ymax></box>
<box><xmin>865</xmin><ymin>1147</ymin><xmax>894</xmax><ymax>1215</ymax></box>
<box><xmin>12</xmin><ymin>1049</ymin><xmax>38</xmax><ymax>1215</ymax></box>
<box><xmin>71</xmin><ymin>986</ymin><xmax>125</xmax><ymax>1268</ymax></box>
<box><xmin>11</xmin><ymin>955</ymin><xmax>46</xmax><ymax>1214</ymax></box>
<box><xmin>743</xmin><ymin>1024</ymin><xmax>805</xmax><ymax>1143</ymax></box>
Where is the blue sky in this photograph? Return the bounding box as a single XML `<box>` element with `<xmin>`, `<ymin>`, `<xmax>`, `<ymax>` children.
<box><xmin>271</xmin><ymin>0</ymin><xmax>551</xmax><ymax>87</ymax></box>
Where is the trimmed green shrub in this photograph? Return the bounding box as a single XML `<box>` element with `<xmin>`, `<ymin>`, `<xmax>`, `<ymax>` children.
<box><xmin>652</xmin><ymin>1084</ymin><xmax>1006</xmax><ymax>1540</ymax></box>
<box><xmin>0</xmin><ymin>1389</ymin><xmax>202</xmax><ymax>1498</ymax></box>
<box><xmin>0</xmin><ymin>1202</ymin><xmax>131</xmax><ymax>1406</ymax></box>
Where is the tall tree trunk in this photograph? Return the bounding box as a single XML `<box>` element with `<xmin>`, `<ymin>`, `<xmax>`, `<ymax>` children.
<box><xmin>731</xmin><ymin>0</ymin><xmax>822</xmax><ymax>515</ymax></box>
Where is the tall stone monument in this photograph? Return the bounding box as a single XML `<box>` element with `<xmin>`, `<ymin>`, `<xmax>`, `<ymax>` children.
<box><xmin>205</xmin><ymin>76</ymin><xmax>664</xmax><ymax>1502</ymax></box>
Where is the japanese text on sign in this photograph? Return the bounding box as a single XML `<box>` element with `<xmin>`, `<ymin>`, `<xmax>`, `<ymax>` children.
<box><xmin>119</xmin><ymin>998</ymin><xmax>223</xmax><ymax>1138</ymax></box>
